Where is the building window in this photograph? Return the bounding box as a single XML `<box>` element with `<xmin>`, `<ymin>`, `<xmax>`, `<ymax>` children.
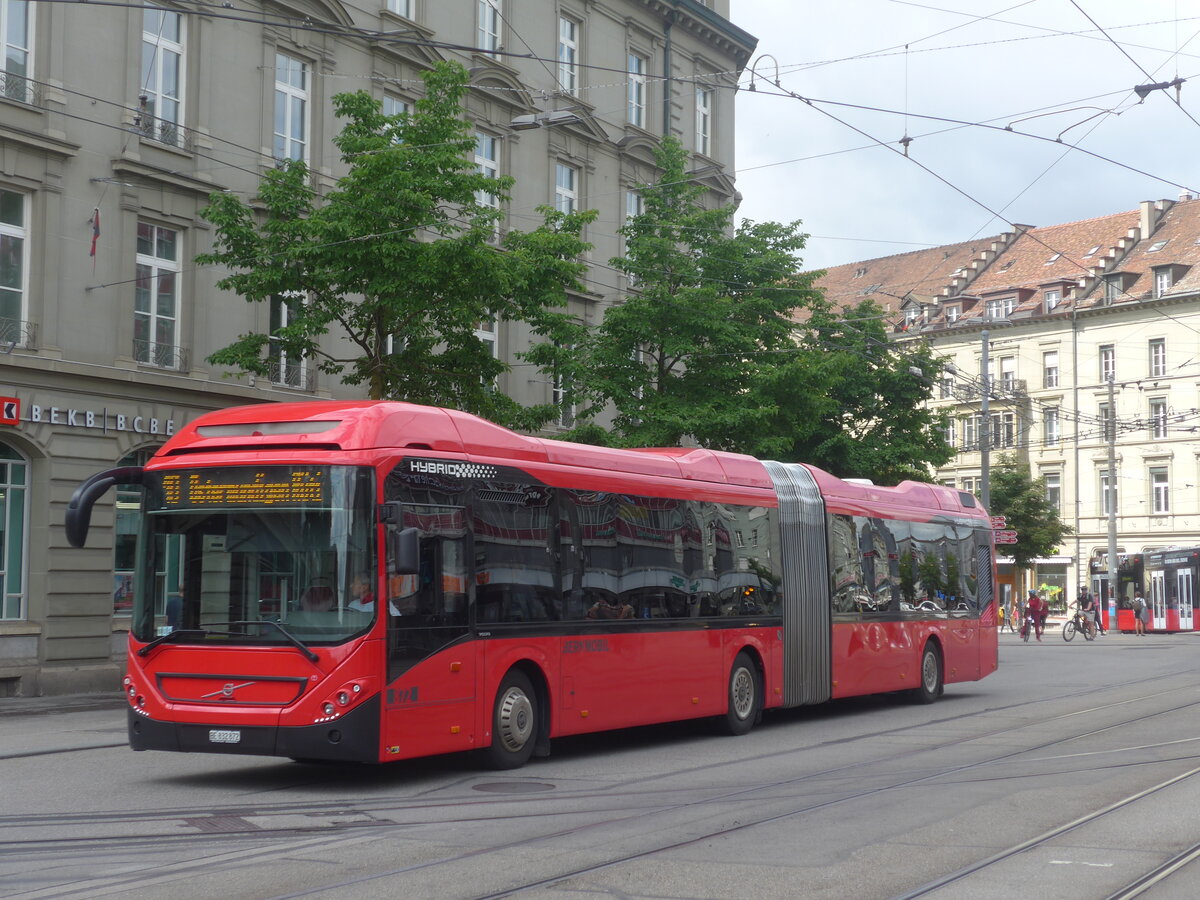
<box><xmin>990</xmin><ymin>411</ymin><xmax>1016</xmax><ymax>449</ymax></box>
<box><xmin>140</xmin><ymin>6</ymin><xmax>184</xmax><ymax>146</ymax></box>
<box><xmin>474</xmin><ymin>132</ymin><xmax>500</xmax><ymax>210</ymax></box>
<box><xmin>476</xmin><ymin>319</ymin><xmax>497</xmax><ymax>389</ymax></box>
<box><xmin>1098</xmin><ymin>401</ymin><xmax>1114</xmax><ymax>443</ymax></box>
<box><xmin>960</xmin><ymin>476</ymin><xmax>978</xmax><ymax>495</ymax></box>
<box><xmin>696</xmin><ymin>86</ymin><xmax>712</xmax><ymax>156</ymax></box>
<box><xmin>1099</xmin><ymin>344</ymin><xmax>1115</xmax><ymax>382</ymax></box>
<box><xmin>942</xmin><ymin>421</ymin><xmax>955</xmax><ymax>448</ymax></box>
<box><xmin>1043</xmin><ymin>407</ymin><xmax>1059</xmax><ymax>447</ymax></box>
<box><xmin>1044</xmin><ymin>473</ymin><xmax>1061</xmax><ymax>512</ymax></box>
<box><xmin>627</xmin><ymin>53</ymin><xmax>647</xmax><ymax>127</ymax></box>
<box><xmin>1044</xmin><ymin>288</ymin><xmax>1060</xmax><ymax>311</ymax></box>
<box><xmin>999</xmin><ymin>355</ymin><xmax>1016</xmax><ymax>391</ymax></box>
<box><xmin>273</xmin><ymin>53</ymin><xmax>308</xmax><ymax>162</ymax></box>
<box><xmin>387</xmin><ymin>0</ymin><xmax>413</xmax><ymax>18</ymax></box>
<box><xmin>269</xmin><ymin>294</ymin><xmax>310</xmax><ymax>389</ymax></box>
<box><xmin>1154</xmin><ymin>268</ymin><xmax>1173</xmax><ymax>297</ymax></box>
<box><xmin>963</xmin><ymin>414</ymin><xmax>980</xmax><ymax>451</ymax></box>
<box><xmin>624</xmin><ymin>189</ymin><xmax>643</xmax><ymax>282</ymax></box>
<box><xmin>555</xmin><ymin>163</ymin><xmax>578</xmax><ymax>214</ymax></box>
<box><xmin>1151</xmin><ymin>467</ymin><xmax>1170</xmax><ymax>514</ymax></box>
<box><xmin>945</xmin><ymin>305</ymin><xmax>959</xmax><ymax>322</ymax></box>
<box><xmin>1100</xmin><ymin>469</ymin><xmax>1118</xmax><ymax>516</ymax></box>
<box><xmin>0</xmin><ymin>442</ymin><xmax>27</xmax><ymax>620</ymax></box>
<box><xmin>1103</xmin><ymin>275</ymin><xmax>1121</xmax><ymax>302</ymax></box>
<box><xmin>939</xmin><ymin>375</ymin><xmax>952</xmax><ymax>399</ymax></box>
<box><xmin>1149</xmin><ymin>338</ymin><xmax>1166</xmax><ymax>377</ymax></box>
<box><xmin>1043</xmin><ymin>350</ymin><xmax>1058</xmax><ymax>388</ymax></box>
<box><xmin>382</xmin><ymin>95</ymin><xmax>409</xmax><ymax>142</ymax></box>
<box><xmin>0</xmin><ymin>0</ymin><xmax>32</xmax><ymax>104</ymax></box>
<box><xmin>0</xmin><ymin>189</ymin><xmax>27</xmax><ymax>334</ymax></box>
<box><xmin>134</xmin><ymin>223</ymin><xmax>180</xmax><ymax>368</ymax></box>
<box><xmin>1149</xmin><ymin>397</ymin><xmax>1168</xmax><ymax>439</ymax></box>
<box><xmin>557</xmin><ymin>17</ymin><xmax>578</xmax><ymax>95</ymax></box>
<box><xmin>477</xmin><ymin>0</ymin><xmax>501</xmax><ymax>53</ymax></box>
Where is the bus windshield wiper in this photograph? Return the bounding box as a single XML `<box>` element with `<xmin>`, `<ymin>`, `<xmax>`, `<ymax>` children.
<box><xmin>231</xmin><ymin>620</ymin><xmax>320</xmax><ymax>663</ymax></box>
<box><xmin>137</xmin><ymin>628</ymin><xmax>210</xmax><ymax>656</ymax></box>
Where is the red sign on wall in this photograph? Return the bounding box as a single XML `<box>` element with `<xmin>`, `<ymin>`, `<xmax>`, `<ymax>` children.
<box><xmin>0</xmin><ymin>397</ymin><xmax>18</xmax><ymax>426</ymax></box>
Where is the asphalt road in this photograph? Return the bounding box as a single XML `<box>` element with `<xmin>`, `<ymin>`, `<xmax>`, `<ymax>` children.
<box><xmin>3</xmin><ymin>628</ymin><xmax>1200</xmax><ymax>900</ymax></box>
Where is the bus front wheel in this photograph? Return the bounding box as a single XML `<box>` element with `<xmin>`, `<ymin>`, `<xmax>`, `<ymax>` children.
<box><xmin>485</xmin><ymin>669</ymin><xmax>538</xmax><ymax>770</ymax></box>
<box><xmin>723</xmin><ymin>651</ymin><xmax>761</xmax><ymax>736</ymax></box>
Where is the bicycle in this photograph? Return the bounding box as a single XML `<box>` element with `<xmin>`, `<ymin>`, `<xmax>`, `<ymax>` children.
<box><xmin>1021</xmin><ymin>613</ymin><xmax>1037</xmax><ymax>642</ymax></box>
<box><xmin>1062</xmin><ymin>609</ymin><xmax>1097</xmax><ymax>642</ymax></box>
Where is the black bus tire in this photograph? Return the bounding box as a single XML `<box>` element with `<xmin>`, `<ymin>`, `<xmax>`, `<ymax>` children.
<box><xmin>484</xmin><ymin>669</ymin><xmax>538</xmax><ymax>770</ymax></box>
<box><xmin>723</xmin><ymin>651</ymin><xmax>761</xmax><ymax>736</ymax></box>
<box><xmin>910</xmin><ymin>642</ymin><xmax>942</xmax><ymax>704</ymax></box>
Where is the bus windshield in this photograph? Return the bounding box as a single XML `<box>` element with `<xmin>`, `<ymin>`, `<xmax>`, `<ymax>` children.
<box><xmin>131</xmin><ymin>465</ymin><xmax>376</xmax><ymax>647</ymax></box>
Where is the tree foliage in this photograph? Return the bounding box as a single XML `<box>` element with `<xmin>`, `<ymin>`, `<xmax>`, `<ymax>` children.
<box><xmin>987</xmin><ymin>453</ymin><xmax>1072</xmax><ymax>570</ymax></box>
<box><xmin>753</xmin><ymin>300</ymin><xmax>956</xmax><ymax>483</ymax></box>
<box><xmin>197</xmin><ymin>61</ymin><xmax>594</xmax><ymax>430</ymax></box>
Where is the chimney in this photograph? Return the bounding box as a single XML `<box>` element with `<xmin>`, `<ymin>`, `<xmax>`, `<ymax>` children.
<box><xmin>1139</xmin><ymin>200</ymin><xmax>1159</xmax><ymax>238</ymax></box>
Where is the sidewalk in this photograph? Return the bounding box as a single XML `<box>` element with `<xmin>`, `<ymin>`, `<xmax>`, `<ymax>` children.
<box><xmin>0</xmin><ymin>690</ymin><xmax>125</xmax><ymax>717</ymax></box>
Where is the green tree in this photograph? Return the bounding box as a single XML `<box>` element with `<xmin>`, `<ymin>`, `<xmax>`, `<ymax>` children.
<box><xmin>754</xmin><ymin>300</ymin><xmax>955</xmax><ymax>483</ymax></box>
<box><xmin>988</xmin><ymin>453</ymin><xmax>1072</xmax><ymax>596</ymax></box>
<box><xmin>569</xmin><ymin>135</ymin><xmax>823</xmax><ymax>449</ymax></box>
<box><xmin>197</xmin><ymin>61</ymin><xmax>594</xmax><ymax>430</ymax></box>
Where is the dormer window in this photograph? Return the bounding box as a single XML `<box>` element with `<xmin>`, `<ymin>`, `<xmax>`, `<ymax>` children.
<box><xmin>1154</xmin><ymin>267</ymin><xmax>1173</xmax><ymax>297</ymax></box>
<box><xmin>854</xmin><ymin>267</ymin><xmax>868</xmax><ymax>278</ymax></box>
<box><xmin>1103</xmin><ymin>274</ymin><xmax>1122</xmax><ymax>301</ymax></box>
<box><xmin>1044</xmin><ymin>288</ymin><xmax>1061</xmax><ymax>310</ymax></box>
<box><xmin>945</xmin><ymin>305</ymin><xmax>960</xmax><ymax>322</ymax></box>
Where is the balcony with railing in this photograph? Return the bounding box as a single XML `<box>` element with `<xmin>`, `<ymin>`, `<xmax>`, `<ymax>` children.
<box><xmin>133</xmin><ymin>113</ymin><xmax>196</xmax><ymax>152</ymax></box>
<box><xmin>268</xmin><ymin>359</ymin><xmax>315</xmax><ymax>391</ymax></box>
<box><xmin>0</xmin><ymin>317</ymin><xmax>36</xmax><ymax>350</ymax></box>
<box><xmin>133</xmin><ymin>339</ymin><xmax>189</xmax><ymax>371</ymax></box>
<box><xmin>0</xmin><ymin>70</ymin><xmax>39</xmax><ymax>106</ymax></box>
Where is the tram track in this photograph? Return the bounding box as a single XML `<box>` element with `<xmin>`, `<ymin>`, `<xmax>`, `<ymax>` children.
<box><xmin>10</xmin><ymin>683</ymin><xmax>1197</xmax><ymax>899</ymax></box>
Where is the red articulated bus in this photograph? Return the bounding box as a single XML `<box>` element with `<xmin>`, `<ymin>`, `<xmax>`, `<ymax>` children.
<box><xmin>66</xmin><ymin>401</ymin><xmax>999</xmax><ymax>768</ymax></box>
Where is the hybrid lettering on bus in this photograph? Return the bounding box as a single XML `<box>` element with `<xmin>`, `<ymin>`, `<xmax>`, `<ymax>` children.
<box><xmin>66</xmin><ymin>401</ymin><xmax>999</xmax><ymax>768</ymax></box>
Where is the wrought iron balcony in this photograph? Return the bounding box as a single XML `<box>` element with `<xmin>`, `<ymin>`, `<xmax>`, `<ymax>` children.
<box><xmin>133</xmin><ymin>339</ymin><xmax>189</xmax><ymax>371</ymax></box>
<box><xmin>133</xmin><ymin>114</ymin><xmax>195</xmax><ymax>152</ymax></box>
<box><xmin>0</xmin><ymin>317</ymin><xmax>36</xmax><ymax>350</ymax></box>
<box><xmin>0</xmin><ymin>71</ymin><xmax>39</xmax><ymax>106</ymax></box>
<box><xmin>268</xmin><ymin>359</ymin><xmax>315</xmax><ymax>391</ymax></box>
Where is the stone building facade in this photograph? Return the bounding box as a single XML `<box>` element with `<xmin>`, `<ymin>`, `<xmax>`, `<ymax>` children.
<box><xmin>0</xmin><ymin>0</ymin><xmax>755</xmax><ymax>695</ymax></box>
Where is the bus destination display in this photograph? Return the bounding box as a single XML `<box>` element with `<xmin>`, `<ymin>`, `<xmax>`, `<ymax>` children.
<box><xmin>158</xmin><ymin>468</ymin><xmax>328</xmax><ymax>508</ymax></box>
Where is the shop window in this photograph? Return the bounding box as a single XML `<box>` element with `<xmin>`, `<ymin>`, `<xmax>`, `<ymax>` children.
<box><xmin>0</xmin><ymin>442</ymin><xmax>28</xmax><ymax>619</ymax></box>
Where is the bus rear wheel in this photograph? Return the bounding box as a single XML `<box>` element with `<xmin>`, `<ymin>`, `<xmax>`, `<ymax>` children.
<box><xmin>723</xmin><ymin>651</ymin><xmax>761</xmax><ymax>736</ymax></box>
<box><xmin>485</xmin><ymin>669</ymin><xmax>538</xmax><ymax>770</ymax></box>
<box><xmin>910</xmin><ymin>642</ymin><xmax>942</xmax><ymax>704</ymax></box>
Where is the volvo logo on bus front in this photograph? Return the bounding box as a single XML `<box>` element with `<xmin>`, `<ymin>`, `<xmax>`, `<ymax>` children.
<box><xmin>200</xmin><ymin>681</ymin><xmax>255</xmax><ymax>700</ymax></box>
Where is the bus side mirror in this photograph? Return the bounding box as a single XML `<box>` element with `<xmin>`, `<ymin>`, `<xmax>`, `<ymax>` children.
<box><xmin>65</xmin><ymin>466</ymin><xmax>145</xmax><ymax>548</ymax></box>
<box><xmin>389</xmin><ymin>527</ymin><xmax>419</xmax><ymax>575</ymax></box>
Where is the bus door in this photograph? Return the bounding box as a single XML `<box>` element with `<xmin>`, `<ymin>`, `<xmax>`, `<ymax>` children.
<box><xmin>1177</xmin><ymin>569</ymin><xmax>1194</xmax><ymax>631</ymax></box>
<box><xmin>1149</xmin><ymin>570</ymin><xmax>1167</xmax><ymax>631</ymax></box>
<box><xmin>382</xmin><ymin>505</ymin><xmax>474</xmax><ymax>759</ymax></box>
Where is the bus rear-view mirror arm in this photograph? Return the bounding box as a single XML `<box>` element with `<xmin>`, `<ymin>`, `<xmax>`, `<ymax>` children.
<box><xmin>65</xmin><ymin>466</ymin><xmax>145</xmax><ymax>548</ymax></box>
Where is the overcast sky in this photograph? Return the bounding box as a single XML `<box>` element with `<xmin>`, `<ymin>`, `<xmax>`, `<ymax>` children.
<box><xmin>730</xmin><ymin>1</ymin><xmax>1200</xmax><ymax>271</ymax></box>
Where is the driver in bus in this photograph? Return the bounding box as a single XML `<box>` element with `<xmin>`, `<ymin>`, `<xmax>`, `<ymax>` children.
<box><xmin>300</xmin><ymin>582</ymin><xmax>334</xmax><ymax>612</ymax></box>
<box><xmin>347</xmin><ymin>573</ymin><xmax>375</xmax><ymax>612</ymax></box>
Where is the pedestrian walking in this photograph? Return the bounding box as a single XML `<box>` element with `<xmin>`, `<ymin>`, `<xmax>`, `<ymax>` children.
<box><xmin>1132</xmin><ymin>591</ymin><xmax>1148</xmax><ymax>635</ymax></box>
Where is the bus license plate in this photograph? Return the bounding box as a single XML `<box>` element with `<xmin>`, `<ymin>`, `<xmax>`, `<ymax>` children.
<box><xmin>209</xmin><ymin>729</ymin><xmax>241</xmax><ymax>744</ymax></box>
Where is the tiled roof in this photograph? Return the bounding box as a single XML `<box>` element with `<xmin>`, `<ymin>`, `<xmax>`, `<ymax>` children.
<box><xmin>814</xmin><ymin>237</ymin><xmax>1008</xmax><ymax>319</ymax></box>
<box><xmin>809</xmin><ymin>197</ymin><xmax>1200</xmax><ymax>333</ymax></box>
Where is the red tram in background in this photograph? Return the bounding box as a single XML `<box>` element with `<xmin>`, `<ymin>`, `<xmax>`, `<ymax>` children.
<box><xmin>67</xmin><ymin>401</ymin><xmax>999</xmax><ymax>769</ymax></box>
<box><xmin>1092</xmin><ymin>550</ymin><xmax>1200</xmax><ymax>633</ymax></box>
